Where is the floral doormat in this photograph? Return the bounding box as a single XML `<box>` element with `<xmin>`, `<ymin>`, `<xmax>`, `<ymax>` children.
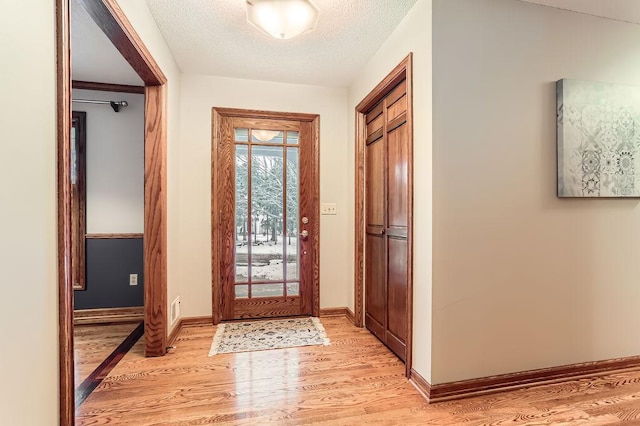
<box><xmin>208</xmin><ymin>317</ymin><xmax>330</xmax><ymax>356</ymax></box>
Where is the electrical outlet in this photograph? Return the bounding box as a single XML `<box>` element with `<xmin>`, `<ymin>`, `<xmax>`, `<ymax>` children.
<box><xmin>321</xmin><ymin>203</ymin><xmax>337</xmax><ymax>215</ymax></box>
<box><xmin>129</xmin><ymin>274</ymin><xmax>138</xmax><ymax>286</ymax></box>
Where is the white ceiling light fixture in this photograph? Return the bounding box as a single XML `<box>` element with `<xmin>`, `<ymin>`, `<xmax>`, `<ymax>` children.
<box><xmin>252</xmin><ymin>129</ymin><xmax>281</xmax><ymax>141</ymax></box>
<box><xmin>246</xmin><ymin>0</ymin><xmax>320</xmax><ymax>40</ymax></box>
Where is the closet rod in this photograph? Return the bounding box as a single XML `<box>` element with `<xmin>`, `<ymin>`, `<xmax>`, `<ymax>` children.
<box><xmin>72</xmin><ymin>98</ymin><xmax>128</xmax><ymax>112</ymax></box>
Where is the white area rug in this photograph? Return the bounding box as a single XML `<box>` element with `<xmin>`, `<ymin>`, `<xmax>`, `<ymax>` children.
<box><xmin>208</xmin><ymin>317</ymin><xmax>330</xmax><ymax>356</ymax></box>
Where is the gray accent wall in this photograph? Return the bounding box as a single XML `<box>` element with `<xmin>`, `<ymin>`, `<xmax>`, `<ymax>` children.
<box><xmin>74</xmin><ymin>238</ymin><xmax>144</xmax><ymax>310</ymax></box>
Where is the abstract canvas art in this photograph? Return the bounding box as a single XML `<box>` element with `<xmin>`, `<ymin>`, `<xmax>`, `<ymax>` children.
<box><xmin>557</xmin><ymin>79</ymin><xmax>640</xmax><ymax>197</ymax></box>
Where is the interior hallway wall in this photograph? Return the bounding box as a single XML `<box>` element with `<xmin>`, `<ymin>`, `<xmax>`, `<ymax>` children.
<box><xmin>0</xmin><ymin>1</ymin><xmax>58</xmax><ymax>424</ymax></box>
<box><xmin>432</xmin><ymin>0</ymin><xmax>640</xmax><ymax>384</ymax></box>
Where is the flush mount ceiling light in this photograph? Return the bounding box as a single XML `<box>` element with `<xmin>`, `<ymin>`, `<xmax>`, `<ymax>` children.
<box><xmin>252</xmin><ymin>129</ymin><xmax>280</xmax><ymax>141</ymax></box>
<box><xmin>246</xmin><ymin>0</ymin><xmax>320</xmax><ymax>40</ymax></box>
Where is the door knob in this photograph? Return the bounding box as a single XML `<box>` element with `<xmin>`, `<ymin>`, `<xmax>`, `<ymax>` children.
<box><xmin>300</xmin><ymin>230</ymin><xmax>309</xmax><ymax>238</ymax></box>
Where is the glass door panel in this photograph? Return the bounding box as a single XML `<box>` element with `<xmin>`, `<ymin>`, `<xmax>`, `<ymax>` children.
<box><xmin>251</xmin><ymin>145</ymin><xmax>285</xmax><ymax>282</ymax></box>
<box><xmin>286</xmin><ymin>131</ymin><xmax>299</xmax><ymax>145</ymax></box>
<box><xmin>233</xmin><ymin>128</ymin><xmax>301</xmax><ymax>301</ymax></box>
<box><xmin>235</xmin><ymin>284</ymin><xmax>249</xmax><ymax>299</ymax></box>
<box><xmin>286</xmin><ymin>147</ymin><xmax>299</xmax><ymax>281</ymax></box>
<box><xmin>252</xmin><ymin>283</ymin><xmax>285</xmax><ymax>298</ymax></box>
<box><xmin>235</xmin><ymin>128</ymin><xmax>249</xmax><ymax>142</ymax></box>
<box><xmin>235</xmin><ymin>145</ymin><xmax>249</xmax><ymax>283</ymax></box>
<box><xmin>287</xmin><ymin>282</ymin><xmax>300</xmax><ymax>296</ymax></box>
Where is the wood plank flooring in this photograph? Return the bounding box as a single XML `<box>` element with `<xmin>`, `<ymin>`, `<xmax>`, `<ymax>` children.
<box><xmin>74</xmin><ymin>322</ymin><xmax>141</xmax><ymax>385</ymax></box>
<box><xmin>76</xmin><ymin>317</ymin><xmax>640</xmax><ymax>425</ymax></box>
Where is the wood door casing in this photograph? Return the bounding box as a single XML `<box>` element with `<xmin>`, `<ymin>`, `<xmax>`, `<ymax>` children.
<box><xmin>212</xmin><ymin>108</ymin><xmax>320</xmax><ymax>323</ymax></box>
<box><xmin>364</xmin><ymin>75</ymin><xmax>411</xmax><ymax>362</ymax></box>
<box><xmin>58</xmin><ymin>0</ymin><xmax>170</xmax><ymax>423</ymax></box>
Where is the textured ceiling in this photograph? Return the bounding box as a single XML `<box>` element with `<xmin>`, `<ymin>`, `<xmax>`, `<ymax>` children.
<box><xmin>520</xmin><ymin>0</ymin><xmax>640</xmax><ymax>25</ymax></box>
<box><xmin>71</xmin><ymin>0</ymin><xmax>143</xmax><ymax>85</ymax></box>
<box><xmin>146</xmin><ymin>0</ymin><xmax>418</xmax><ymax>87</ymax></box>
<box><xmin>70</xmin><ymin>1</ymin><xmax>640</xmax><ymax>87</ymax></box>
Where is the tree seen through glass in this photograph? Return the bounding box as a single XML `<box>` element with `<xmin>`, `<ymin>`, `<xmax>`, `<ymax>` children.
<box><xmin>234</xmin><ymin>130</ymin><xmax>300</xmax><ymax>298</ymax></box>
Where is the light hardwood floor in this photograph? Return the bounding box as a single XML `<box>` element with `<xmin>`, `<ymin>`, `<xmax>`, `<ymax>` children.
<box><xmin>74</xmin><ymin>322</ymin><xmax>141</xmax><ymax>385</ymax></box>
<box><xmin>76</xmin><ymin>317</ymin><xmax>640</xmax><ymax>425</ymax></box>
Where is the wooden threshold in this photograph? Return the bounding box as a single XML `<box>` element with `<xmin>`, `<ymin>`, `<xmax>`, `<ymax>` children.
<box><xmin>75</xmin><ymin>322</ymin><xmax>143</xmax><ymax>407</ymax></box>
<box><xmin>74</xmin><ymin>307</ymin><xmax>144</xmax><ymax>325</ymax></box>
<box><xmin>410</xmin><ymin>355</ymin><xmax>640</xmax><ymax>403</ymax></box>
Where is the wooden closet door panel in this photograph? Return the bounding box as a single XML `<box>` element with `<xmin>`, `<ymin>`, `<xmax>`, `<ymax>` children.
<box><xmin>386</xmin><ymin>237</ymin><xmax>407</xmax><ymax>360</ymax></box>
<box><xmin>366</xmin><ymin>140</ymin><xmax>384</xmax><ymax>227</ymax></box>
<box><xmin>365</xmin><ymin>234</ymin><xmax>385</xmax><ymax>339</ymax></box>
<box><xmin>367</xmin><ymin>114</ymin><xmax>384</xmax><ymax>137</ymax></box>
<box><xmin>364</xmin><ymin>74</ymin><xmax>411</xmax><ymax>364</ymax></box>
<box><xmin>387</xmin><ymin>124</ymin><xmax>408</xmax><ymax>229</ymax></box>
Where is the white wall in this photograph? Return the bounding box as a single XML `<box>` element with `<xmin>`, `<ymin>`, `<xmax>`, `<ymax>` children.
<box><xmin>432</xmin><ymin>0</ymin><xmax>640</xmax><ymax>384</ymax></box>
<box><xmin>178</xmin><ymin>74</ymin><xmax>349</xmax><ymax>317</ymax></box>
<box><xmin>0</xmin><ymin>1</ymin><xmax>58</xmax><ymax>424</ymax></box>
<box><xmin>347</xmin><ymin>0</ymin><xmax>433</xmax><ymax>382</ymax></box>
<box><xmin>73</xmin><ymin>89</ymin><xmax>144</xmax><ymax>233</ymax></box>
<box><xmin>115</xmin><ymin>0</ymin><xmax>183</xmax><ymax>331</ymax></box>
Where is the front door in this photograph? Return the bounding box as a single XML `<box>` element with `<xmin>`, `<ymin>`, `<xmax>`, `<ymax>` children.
<box><xmin>213</xmin><ymin>108</ymin><xmax>320</xmax><ymax>321</ymax></box>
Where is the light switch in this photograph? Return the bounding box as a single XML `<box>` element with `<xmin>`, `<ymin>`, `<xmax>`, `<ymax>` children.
<box><xmin>321</xmin><ymin>203</ymin><xmax>337</xmax><ymax>215</ymax></box>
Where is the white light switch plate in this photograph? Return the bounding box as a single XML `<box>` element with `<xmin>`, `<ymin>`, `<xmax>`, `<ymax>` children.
<box><xmin>129</xmin><ymin>274</ymin><xmax>138</xmax><ymax>286</ymax></box>
<box><xmin>321</xmin><ymin>203</ymin><xmax>337</xmax><ymax>215</ymax></box>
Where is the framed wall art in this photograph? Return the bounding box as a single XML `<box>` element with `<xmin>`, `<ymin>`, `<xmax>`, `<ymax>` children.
<box><xmin>557</xmin><ymin>78</ymin><xmax>640</xmax><ymax>198</ymax></box>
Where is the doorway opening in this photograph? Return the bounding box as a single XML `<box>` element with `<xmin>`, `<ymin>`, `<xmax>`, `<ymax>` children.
<box><xmin>211</xmin><ymin>108</ymin><xmax>320</xmax><ymax>323</ymax></box>
<box><xmin>71</xmin><ymin>82</ymin><xmax>146</xmax><ymax>406</ymax></box>
<box><xmin>354</xmin><ymin>54</ymin><xmax>414</xmax><ymax>377</ymax></box>
<box><xmin>56</xmin><ymin>0</ymin><xmax>169</xmax><ymax>424</ymax></box>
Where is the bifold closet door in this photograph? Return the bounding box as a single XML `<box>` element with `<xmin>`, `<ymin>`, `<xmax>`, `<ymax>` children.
<box><xmin>364</xmin><ymin>80</ymin><xmax>409</xmax><ymax>361</ymax></box>
<box><xmin>365</xmin><ymin>113</ymin><xmax>386</xmax><ymax>341</ymax></box>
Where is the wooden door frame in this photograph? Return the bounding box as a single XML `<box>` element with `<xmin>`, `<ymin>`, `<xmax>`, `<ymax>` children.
<box><xmin>56</xmin><ymin>0</ymin><xmax>168</xmax><ymax>424</ymax></box>
<box><xmin>354</xmin><ymin>53</ymin><xmax>414</xmax><ymax>377</ymax></box>
<box><xmin>211</xmin><ymin>108</ymin><xmax>321</xmax><ymax>325</ymax></box>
